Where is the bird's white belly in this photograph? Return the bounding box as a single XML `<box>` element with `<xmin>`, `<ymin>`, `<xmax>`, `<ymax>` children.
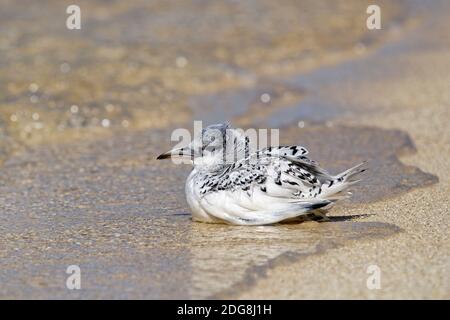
<box><xmin>185</xmin><ymin>169</ymin><xmax>221</xmax><ymax>223</ymax></box>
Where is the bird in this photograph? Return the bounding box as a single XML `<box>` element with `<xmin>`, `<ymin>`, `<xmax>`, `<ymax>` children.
<box><xmin>157</xmin><ymin>123</ymin><xmax>366</xmax><ymax>225</ymax></box>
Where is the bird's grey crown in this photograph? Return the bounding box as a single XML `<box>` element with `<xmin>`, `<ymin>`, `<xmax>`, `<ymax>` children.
<box><xmin>194</xmin><ymin>122</ymin><xmax>250</xmax><ymax>167</ymax></box>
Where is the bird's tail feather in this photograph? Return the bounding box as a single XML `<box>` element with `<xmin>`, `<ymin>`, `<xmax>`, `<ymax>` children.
<box><xmin>320</xmin><ymin>162</ymin><xmax>367</xmax><ymax>199</ymax></box>
<box><xmin>335</xmin><ymin>161</ymin><xmax>367</xmax><ymax>182</ymax></box>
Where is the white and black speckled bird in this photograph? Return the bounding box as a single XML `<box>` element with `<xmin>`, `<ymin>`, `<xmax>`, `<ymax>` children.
<box><xmin>157</xmin><ymin>123</ymin><xmax>366</xmax><ymax>225</ymax></box>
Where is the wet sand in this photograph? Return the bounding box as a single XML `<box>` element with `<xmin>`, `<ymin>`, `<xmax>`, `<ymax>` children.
<box><xmin>0</xmin><ymin>1</ymin><xmax>448</xmax><ymax>299</ymax></box>
<box><xmin>0</xmin><ymin>126</ymin><xmax>405</xmax><ymax>299</ymax></box>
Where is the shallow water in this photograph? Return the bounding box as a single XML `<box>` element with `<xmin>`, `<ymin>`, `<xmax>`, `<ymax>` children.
<box><xmin>0</xmin><ymin>0</ymin><xmax>440</xmax><ymax>298</ymax></box>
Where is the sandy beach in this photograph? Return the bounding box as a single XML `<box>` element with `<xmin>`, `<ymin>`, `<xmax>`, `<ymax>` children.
<box><xmin>238</xmin><ymin>1</ymin><xmax>450</xmax><ymax>299</ymax></box>
<box><xmin>0</xmin><ymin>0</ymin><xmax>448</xmax><ymax>299</ymax></box>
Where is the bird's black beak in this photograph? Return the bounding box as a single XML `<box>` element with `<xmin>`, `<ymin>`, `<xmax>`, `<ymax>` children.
<box><xmin>156</xmin><ymin>152</ymin><xmax>172</xmax><ymax>160</ymax></box>
<box><xmin>156</xmin><ymin>146</ymin><xmax>194</xmax><ymax>160</ymax></box>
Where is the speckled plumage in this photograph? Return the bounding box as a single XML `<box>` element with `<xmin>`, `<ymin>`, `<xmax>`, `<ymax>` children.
<box><xmin>158</xmin><ymin>123</ymin><xmax>366</xmax><ymax>225</ymax></box>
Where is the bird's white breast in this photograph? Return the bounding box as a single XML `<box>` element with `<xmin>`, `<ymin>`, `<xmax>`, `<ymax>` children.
<box><xmin>185</xmin><ymin>168</ymin><xmax>221</xmax><ymax>223</ymax></box>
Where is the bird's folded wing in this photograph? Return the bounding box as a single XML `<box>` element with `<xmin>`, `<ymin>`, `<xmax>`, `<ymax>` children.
<box><xmin>260</xmin><ymin>145</ymin><xmax>309</xmax><ymax>157</ymax></box>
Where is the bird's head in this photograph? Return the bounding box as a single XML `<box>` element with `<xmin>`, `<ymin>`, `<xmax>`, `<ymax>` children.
<box><xmin>157</xmin><ymin>122</ymin><xmax>249</xmax><ymax>170</ymax></box>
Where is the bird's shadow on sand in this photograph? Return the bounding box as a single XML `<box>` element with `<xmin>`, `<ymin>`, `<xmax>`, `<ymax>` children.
<box><xmin>172</xmin><ymin>212</ymin><xmax>191</xmax><ymax>216</ymax></box>
<box><xmin>327</xmin><ymin>213</ymin><xmax>375</xmax><ymax>222</ymax></box>
<box><xmin>280</xmin><ymin>213</ymin><xmax>375</xmax><ymax>224</ymax></box>
<box><xmin>172</xmin><ymin>212</ymin><xmax>375</xmax><ymax>224</ymax></box>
